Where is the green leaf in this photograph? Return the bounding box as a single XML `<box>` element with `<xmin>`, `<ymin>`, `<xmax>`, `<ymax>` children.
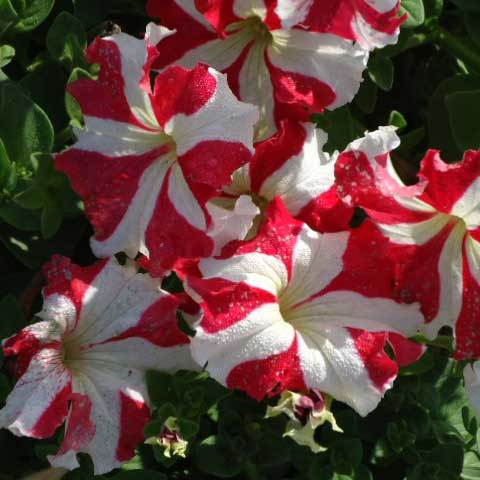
<box><xmin>330</xmin><ymin>438</ymin><xmax>363</xmax><ymax>474</ymax></box>
<box><xmin>423</xmin><ymin>0</ymin><xmax>443</xmax><ymax>18</ymax></box>
<box><xmin>354</xmin><ymin>465</ymin><xmax>373</xmax><ymax>480</ymax></box>
<box><xmin>177</xmin><ymin>418</ymin><xmax>200</xmax><ymax>440</ymax></box>
<box><xmin>73</xmin><ymin>0</ymin><xmax>111</xmax><ymax>28</ymax></box>
<box><xmin>14</xmin><ymin>185</ymin><xmax>45</xmax><ymax>209</ymax></box>
<box><xmin>0</xmin><ymin>293</ymin><xmax>26</xmax><ymax>340</ymax></box>
<box><xmin>465</xmin><ymin>13</ymin><xmax>480</xmax><ymax>47</ymax></box>
<box><xmin>450</xmin><ymin>0</ymin><xmax>480</xmax><ymax>12</ymax></box>
<box><xmin>195</xmin><ymin>436</ymin><xmax>245</xmax><ymax>478</ymax></box>
<box><xmin>46</xmin><ymin>12</ymin><xmax>87</xmax><ymax>69</ymax></box>
<box><xmin>19</xmin><ymin>60</ymin><xmax>69</xmax><ymax>131</ymax></box>
<box><xmin>370</xmin><ymin>438</ymin><xmax>397</xmax><ymax>466</ymax></box>
<box><xmin>0</xmin><ymin>222</ymin><xmax>49</xmax><ymax>268</ymax></box>
<box><xmin>109</xmin><ymin>471</ymin><xmax>167</xmax><ymax>480</ymax></box>
<box><xmin>0</xmin><ymin>203</ymin><xmax>40</xmax><ymax>230</ymax></box>
<box><xmin>388</xmin><ymin>110</ymin><xmax>407</xmax><ymax>130</ymax></box>
<box><xmin>445</xmin><ymin>89</ymin><xmax>480</xmax><ymax>150</ymax></box>
<box><xmin>428</xmin><ymin>74</ymin><xmax>480</xmax><ymax>161</ymax></box>
<box><xmin>322</xmin><ymin>107</ymin><xmax>365</xmax><ymax>152</ymax></box>
<box><xmin>368</xmin><ymin>56</ymin><xmax>394</xmax><ymax>91</ymax></box>
<box><xmin>41</xmin><ymin>195</ymin><xmax>62</xmax><ymax>238</ymax></box>
<box><xmin>463</xmin><ymin>451</ymin><xmax>480</xmax><ymax>480</ymax></box>
<box><xmin>0</xmin><ymin>0</ymin><xmax>19</xmax><ymax>38</ymax></box>
<box><xmin>400</xmin><ymin>0</ymin><xmax>425</xmax><ymax>28</ymax></box>
<box><xmin>0</xmin><ymin>81</ymin><xmax>54</xmax><ymax>165</ymax></box>
<box><xmin>0</xmin><ymin>44</ymin><xmax>14</xmax><ymax>67</ymax></box>
<box><xmin>253</xmin><ymin>431</ymin><xmax>291</xmax><ymax>467</ymax></box>
<box><xmin>398</xmin><ymin>126</ymin><xmax>425</xmax><ymax>155</ymax></box>
<box><xmin>8</xmin><ymin>0</ymin><xmax>55</xmax><ymax>33</ymax></box>
<box><xmin>65</xmin><ymin>67</ymin><xmax>93</xmax><ymax>128</ymax></box>
<box><xmin>0</xmin><ymin>137</ymin><xmax>12</xmax><ymax>188</ymax></box>
<box><xmin>426</xmin><ymin>444</ymin><xmax>464</xmax><ymax>476</ymax></box>
<box><xmin>354</xmin><ymin>77</ymin><xmax>378</xmax><ymax>114</ymax></box>
<box><xmin>400</xmin><ymin>348</ymin><xmax>435</xmax><ymax>376</ymax></box>
<box><xmin>146</xmin><ymin>370</ymin><xmax>174</xmax><ymax>407</ymax></box>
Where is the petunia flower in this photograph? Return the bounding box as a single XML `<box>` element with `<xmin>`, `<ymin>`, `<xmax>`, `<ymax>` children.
<box><xmin>335</xmin><ymin>127</ymin><xmax>480</xmax><ymax>360</ymax></box>
<box><xmin>56</xmin><ymin>24</ymin><xmax>259</xmax><ymax>276</ymax></box>
<box><xmin>0</xmin><ymin>256</ymin><xmax>194</xmax><ymax>474</ymax></box>
<box><xmin>186</xmin><ymin>198</ymin><xmax>423</xmax><ymax>416</ymax></box>
<box><xmin>300</xmin><ymin>0</ymin><xmax>406</xmax><ymax>50</ymax></box>
<box><xmin>147</xmin><ymin>0</ymin><xmax>369</xmax><ymax>139</ymax></box>
<box><xmin>212</xmin><ymin>120</ymin><xmax>354</xmax><ymax>238</ymax></box>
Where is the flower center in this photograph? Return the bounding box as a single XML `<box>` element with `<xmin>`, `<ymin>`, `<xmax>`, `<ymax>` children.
<box><xmin>451</xmin><ymin>213</ymin><xmax>468</xmax><ymax>230</ymax></box>
<box><xmin>230</xmin><ymin>15</ymin><xmax>273</xmax><ymax>45</ymax></box>
<box><xmin>279</xmin><ymin>296</ymin><xmax>297</xmax><ymax>324</ymax></box>
<box><xmin>61</xmin><ymin>335</ymin><xmax>84</xmax><ymax>371</ymax></box>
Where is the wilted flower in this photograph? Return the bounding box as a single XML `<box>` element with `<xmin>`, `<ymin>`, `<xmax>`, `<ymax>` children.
<box><xmin>266</xmin><ymin>389</ymin><xmax>342</xmax><ymax>452</ymax></box>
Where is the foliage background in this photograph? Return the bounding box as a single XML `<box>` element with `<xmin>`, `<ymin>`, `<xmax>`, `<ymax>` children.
<box><xmin>0</xmin><ymin>0</ymin><xmax>480</xmax><ymax>478</ymax></box>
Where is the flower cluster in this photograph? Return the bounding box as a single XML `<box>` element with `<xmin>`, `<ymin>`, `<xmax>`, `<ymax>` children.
<box><xmin>1</xmin><ymin>0</ymin><xmax>479</xmax><ymax>475</ymax></box>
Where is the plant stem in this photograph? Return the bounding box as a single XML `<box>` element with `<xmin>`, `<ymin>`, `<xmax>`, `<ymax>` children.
<box><xmin>432</xmin><ymin>27</ymin><xmax>480</xmax><ymax>73</ymax></box>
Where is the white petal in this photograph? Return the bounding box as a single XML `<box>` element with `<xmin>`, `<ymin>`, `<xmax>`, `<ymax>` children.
<box><xmin>73</xmin><ymin>258</ymin><xmax>163</xmax><ymax>345</ymax></box>
<box><xmin>268</xmin><ymin>29</ymin><xmax>368</xmax><ymax>110</ymax></box>
<box><xmin>195</xmin><ymin>317</ymin><xmax>295</xmax><ymax>385</ymax></box>
<box><xmin>166</xmin><ymin>68</ymin><xmax>259</xmax><ymax>156</ymax></box>
<box><xmin>378</xmin><ymin>213</ymin><xmax>451</xmax><ymax>246</ymax></box>
<box><xmin>274</xmin><ymin>0</ymin><xmax>314</xmax><ymax>28</ymax></box>
<box><xmin>238</xmin><ymin>41</ymin><xmax>276</xmax><ymax>140</ymax></box>
<box><xmin>465</xmin><ymin>235</ymin><xmax>480</xmax><ymax>286</ymax></box>
<box><xmin>290</xmin><ymin>290</ymin><xmax>423</xmax><ymax>337</ymax></box>
<box><xmin>199</xmin><ymin>252</ymin><xmax>288</xmax><ymax>295</ymax></box>
<box><xmin>74</xmin><ymin>118</ymin><xmax>163</xmax><ymax>157</ymax></box>
<box><xmin>423</xmin><ymin>222</ymin><xmax>465</xmax><ymax>339</ymax></box>
<box><xmin>281</xmin><ymin>226</ymin><xmax>349</xmax><ymax>308</ymax></box>
<box><xmin>298</xmin><ymin>326</ymin><xmax>388</xmax><ymax>416</ymax></box>
<box><xmin>91</xmin><ymin>157</ymin><xmax>170</xmax><ymax>259</ymax></box>
<box><xmin>168</xmin><ymin>164</ymin><xmax>207</xmax><ymax>231</ymax></box>
<box><xmin>107</xmin><ymin>33</ymin><xmax>157</xmax><ymax>127</ymax></box>
<box><xmin>233</xmin><ymin>0</ymin><xmax>267</xmax><ymax>19</ymax></box>
<box><xmin>207</xmin><ymin>195</ymin><xmax>260</xmax><ymax>255</ymax></box>
<box><xmin>71</xmin><ymin>365</ymin><xmax>147</xmax><ymax>475</ymax></box>
<box><xmin>162</xmin><ymin>30</ymin><xmax>253</xmax><ymax>72</ymax></box>
<box><xmin>259</xmin><ymin>125</ymin><xmax>335</xmax><ymax>213</ymax></box>
<box><xmin>192</xmin><ymin>302</ymin><xmax>284</xmax><ymax>368</ymax></box>
<box><xmin>351</xmin><ymin>11</ymin><xmax>399</xmax><ymax>50</ymax></box>
<box><xmin>451</xmin><ymin>176</ymin><xmax>480</xmax><ymax>230</ymax></box>
<box><xmin>0</xmin><ymin>349</ymin><xmax>70</xmax><ymax>437</ymax></box>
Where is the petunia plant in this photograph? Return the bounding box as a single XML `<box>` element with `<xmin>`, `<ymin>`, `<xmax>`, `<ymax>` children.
<box><xmin>1</xmin><ymin>0</ymin><xmax>480</xmax><ymax>479</ymax></box>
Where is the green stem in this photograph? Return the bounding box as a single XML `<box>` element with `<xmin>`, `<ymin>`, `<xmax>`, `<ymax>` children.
<box><xmin>432</xmin><ymin>27</ymin><xmax>480</xmax><ymax>73</ymax></box>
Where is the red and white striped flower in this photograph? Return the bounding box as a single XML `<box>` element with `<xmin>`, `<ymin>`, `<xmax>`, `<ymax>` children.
<box><xmin>335</xmin><ymin>127</ymin><xmax>480</xmax><ymax>359</ymax></box>
<box><xmin>0</xmin><ymin>256</ymin><xmax>194</xmax><ymax>474</ymax></box>
<box><xmin>187</xmin><ymin>198</ymin><xmax>423</xmax><ymax>415</ymax></box>
<box><xmin>147</xmin><ymin>0</ymin><xmax>368</xmax><ymax>139</ymax></box>
<box><xmin>213</xmin><ymin>120</ymin><xmax>353</xmax><ymax>237</ymax></box>
<box><xmin>56</xmin><ymin>25</ymin><xmax>259</xmax><ymax>276</ymax></box>
<box><xmin>300</xmin><ymin>0</ymin><xmax>406</xmax><ymax>50</ymax></box>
